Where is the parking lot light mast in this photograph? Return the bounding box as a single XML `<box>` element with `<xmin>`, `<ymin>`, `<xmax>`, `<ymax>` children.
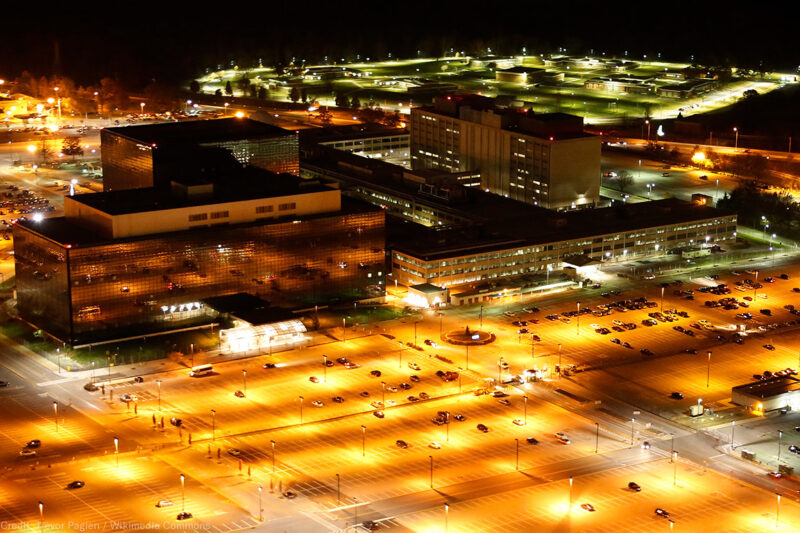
<box><xmin>53</xmin><ymin>401</ymin><xmax>58</xmax><ymax>432</ymax></box>
<box><xmin>180</xmin><ymin>473</ymin><xmax>185</xmax><ymax>513</ymax></box>
<box><xmin>361</xmin><ymin>425</ymin><xmax>366</xmax><ymax>457</ymax></box>
<box><xmin>114</xmin><ymin>437</ymin><xmax>119</xmax><ymax>469</ymax></box>
<box><xmin>156</xmin><ymin>379</ymin><xmax>162</xmax><ymax>411</ymax></box>
<box><xmin>515</xmin><ymin>438</ymin><xmax>520</xmax><ymax>471</ymax></box>
<box><xmin>429</xmin><ymin>456</ymin><xmax>434</xmax><ymax>488</ymax></box>
<box><xmin>778</xmin><ymin>430</ymin><xmax>783</xmax><ymax>464</ymax></box>
<box><xmin>661</xmin><ymin>286</ymin><xmax>665</xmax><ymax>313</ymax></box>
<box><xmin>38</xmin><ymin>501</ymin><xmax>43</xmax><ymax>533</ymax></box>
<box><xmin>242</xmin><ymin>369</ymin><xmax>247</xmax><ymax>398</ymax></box>
<box><xmin>707</xmin><ymin>351</ymin><xmax>711</xmax><ymax>388</ymax></box>
<box><xmin>299</xmin><ymin>396</ymin><xmax>304</xmax><ymax>424</ymax></box>
<box><xmin>576</xmin><ymin>302</ymin><xmax>580</xmax><ymax>336</ymax></box>
<box><xmin>673</xmin><ymin>451</ymin><xmax>678</xmax><ymax>486</ymax></box>
<box><xmin>595</xmin><ymin>423</ymin><xmax>600</xmax><ymax>454</ymax></box>
<box><xmin>211</xmin><ymin>409</ymin><xmax>216</xmax><ymax>440</ymax></box>
<box><xmin>323</xmin><ymin>355</ymin><xmax>328</xmax><ymax>383</ymax></box>
<box><xmin>776</xmin><ymin>493</ymin><xmax>781</xmax><ymax>529</ymax></box>
<box><xmin>257</xmin><ymin>486</ymin><xmax>263</xmax><ymax>521</ymax></box>
<box><xmin>523</xmin><ymin>395</ymin><xmax>528</xmax><ymax>425</ymax></box>
<box><xmin>271</xmin><ymin>440</ymin><xmax>276</xmax><ymax>473</ymax></box>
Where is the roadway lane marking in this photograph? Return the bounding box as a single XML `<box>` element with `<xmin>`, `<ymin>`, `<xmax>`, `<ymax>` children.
<box><xmin>37</xmin><ymin>378</ymin><xmax>76</xmax><ymax>386</ymax></box>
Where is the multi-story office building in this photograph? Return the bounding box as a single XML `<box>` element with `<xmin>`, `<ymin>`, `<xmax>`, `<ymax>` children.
<box><xmin>14</xmin><ymin>171</ymin><xmax>384</xmax><ymax>344</ymax></box>
<box><xmin>390</xmin><ymin>199</ymin><xmax>737</xmax><ymax>289</ymax></box>
<box><xmin>410</xmin><ymin>95</ymin><xmax>600</xmax><ymax>209</ymax></box>
<box><xmin>101</xmin><ymin>118</ymin><xmax>299</xmax><ymax>191</ymax></box>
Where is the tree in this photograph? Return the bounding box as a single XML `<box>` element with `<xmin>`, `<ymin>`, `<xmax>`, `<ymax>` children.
<box><xmin>350</xmin><ymin>95</ymin><xmax>361</xmax><ymax>110</ymax></box>
<box><xmin>61</xmin><ymin>136</ymin><xmax>84</xmax><ymax>162</ymax></box>
<box><xmin>38</xmin><ymin>140</ymin><xmax>53</xmax><ymax>165</ymax></box>
<box><xmin>275</xmin><ymin>64</ymin><xmax>285</xmax><ymax>76</ymax></box>
<box><xmin>215</xmin><ymin>89</ymin><xmax>222</xmax><ymax>97</ymax></box>
<box><xmin>257</xmin><ymin>87</ymin><xmax>267</xmax><ymax>100</ymax></box>
<box><xmin>335</xmin><ymin>92</ymin><xmax>349</xmax><ymax>108</ymax></box>
<box><xmin>359</xmin><ymin>106</ymin><xmax>385</xmax><ymax>124</ymax></box>
<box><xmin>743</xmin><ymin>89</ymin><xmax>759</xmax><ymax>99</ymax></box>
<box><xmin>383</xmin><ymin>112</ymin><xmax>403</xmax><ymax>128</ymax></box>
<box><xmin>190</xmin><ymin>80</ymin><xmax>200</xmax><ymax>94</ymax></box>
<box><xmin>301</xmin><ymin>88</ymin><xmax>308</xmax><ymax>103</ymax></box>
<box><xmin>249</xmin><ymin>85</ymin><xmax>257</xmax><ymax>98</ymax></box>
<box><xmin>616</xmin><ymin>170</ymin><xmax>633</xmax><ymax>192</ymax></box>
<box><xmin>99</xmin><ymin>77</ymin><xmax>127</xmax><ymax>111</ymax></box>
<box><xmin>224</xmin><ymin>81</ymin><xmax>233</xmax><ymax>96</ymax></box>
<box><xmin>318</xmin><ymin>107</ymin><xmax>333</xmax><ymax>125</ymax></box>
<box><xmin>237</xmin><ymin>76</ymin><xmax>251</xmax><ymax>94</ymax></box>
<box><xmin>289</xmin><ymin>87</ymin><xmax>300</xmax><ymax>103</ymax></box>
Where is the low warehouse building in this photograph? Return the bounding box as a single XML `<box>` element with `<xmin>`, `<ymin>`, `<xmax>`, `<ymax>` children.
<box><xmin>731</xmin><ymin>376</ymin><xmax>800</xmax><ymax>412</ymax></box>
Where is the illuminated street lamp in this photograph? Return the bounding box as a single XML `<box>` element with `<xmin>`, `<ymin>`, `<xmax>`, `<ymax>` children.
<box><xmin>242</xmin><ymin>369</ymin><xmax>247</xmax><ymax>398</ymax></box>
<box><xmin>445</xmin><ymin>503</ymin><xmax>449</xmax><ymax>533</ymax></box>
<box><xmin>114</xmin><ymin>436</ymin><xmax>119</xmax><ymax>469</ymax></box>
<box><xmin>730</xmin><ymin>420</ymin><xmax>735</xmax><ymax>449</ymax></box>
<box><xmin>180</xmin><ymin>473</ymin><xmax>186</xmax><ymax>513</ymax></box>
<box><xmin>523</xmin><ymin>395</ymin><xmax>528</xmax><ymax>425</ymax></box>
<box><xmin>631</xmin><ymin>417</ymin><xmax>635</xmax><ymax>446</ymax></box>
<box><xmin>342</xmin><ymin>318</ymin><xmax>347</xmax><ymax>343</ymax></box>
<box><xmin>156</xmin><ymin>379</ymin><xmax>162</xmax><ymax>411</ymax></box>
<box><xmin>38</xmin><ymin>501</ymin><xmax>44</xmax><ymax>533</ymax></box>
<box><xmin>776</xmin><ymin>493</ymin><xmax>781</xmax><ymax>529</ymax></box>
<box><xmin>661</xmin><ymin>286</ymin><xmax>665</xmax><ymax>313</ymax></box>
<box><xmin>270</xmin><ymin>440</ymin><xmax>276</xmax><ymax>473</ymax></box>
<box><xmin>323</xmin><ymin>355</ymin><xmax>328</xmax><ymax>383</ymax></box>
<box><xmin>568</xmin><ymin>476</ymin><xmax>573</xmax><ymax>510</ymax></box>
<box><xmin>224</xmin><ymin>102</ymin><xmax>229</xmax><ymax>115</ymax></box>
<box><xmin>777</xmin><ymin>430</ymin><xmax>783</xmax><ymax>464</ymax></box>
<box><xmin>398</xmin><ymin>341</ymin><xmax>404</xmax><ymax>369</ymax></box>
<box><xmin>673</xmin><ymin>451</ymin><xmax>679</xmax><ymax>486</ymax></box>
<box><xmin>733</xmin><ymin>127</ymin><xmax>739</xmax><ymax>149</ymax></box>
<box><xmin>576</xmin><ymin>302</ymin><xmax>580</xmax><ymax>336</ymax></box>
<box><xmin>381</xmin><ymin>381</ymin><xmax>386</xmax><ymax>408</ymax></box>
<box><xmin>211</xmin><ymin>409</ymin><xmax>216</xmax><ymax>440</ymax></box>
<box><xmin>515</xmin><ymin>438</ymin><xmax>520</xmax><ymax>471</ymax></box>
<box><xmin>257</xmin><ymin>486</ymin><xmax>263</xmax><ymax>521</ymax></box>
<box><xmin>53</xmin><ymin>401</ymin><xmax>58</xmax><ymax>432</ymax></box>
<box><xmin>140</xmin><ymin>102</ymin><xmax>145</xmax><ymax>115</ymax></box>
<box><xmin>558</xmin><ymin>344</ymin><xmax>562</xmax><ymax>376</ymax></box>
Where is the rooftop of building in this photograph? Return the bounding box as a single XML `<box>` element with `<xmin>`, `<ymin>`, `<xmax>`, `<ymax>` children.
<box><xmin>660</xmin><ymin>79</ymin><xmax>717</xmax><ymax>90</ymax></box>
<box><xmin>299</xmin><ymin>124</ymin><xmax>408</xmax><ymax>145</ymax></box>
<box><xmin>732</xmin><ymin>375</ymin><xmax>800</xmax><ymax>398</ymax></box>
<box><xmin>69</xmin><ymin>169</ymin><xmax>331</xmax><ymax>216</ymax></box>
<box><xmin>391</xmin><ymin>198</ymin><xmax>735</xmax><ymax>261</ymax></box>
<box><xmin>102</xmin><ymin>118</ymin><xmax>294</xmax><ymax>145</ymax></box>
<box><xmin>500</xmin><ymin>66</ymin><xmax>545</xmax><ymax>73</ymax></box>
<box><xmin>16</xmin><ymin>195</ymin><xmax>379</xmax><ymax>248</ymax></box>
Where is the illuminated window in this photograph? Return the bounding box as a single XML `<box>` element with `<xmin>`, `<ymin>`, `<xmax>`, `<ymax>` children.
<box><xmin>210</xmin><ymin>211</ymin><xmax>229</xmax><ymax>219</ymax></box>
<box><xmin>188</xmin><ymin>213</ymin><xmax>208</xmax><ymax>222</ymax></box>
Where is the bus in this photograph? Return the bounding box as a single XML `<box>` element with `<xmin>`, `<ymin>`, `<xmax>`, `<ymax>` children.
<box><xmin>189</xmin><ymin>364</ymin><xmax>213</xmax><ymax>377</ymax></box>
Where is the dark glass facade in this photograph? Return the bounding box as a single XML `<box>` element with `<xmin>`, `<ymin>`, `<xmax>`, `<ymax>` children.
<box><xmin>14</xmin><ymin>207</ymin><xmax>385</xmax><ymax>344</ymax></box>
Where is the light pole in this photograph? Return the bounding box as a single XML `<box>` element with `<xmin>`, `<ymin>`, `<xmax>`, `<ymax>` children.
<box><xmin>776</xmin><ymin>493</ymin><xmax>781</xmax><ymax>529</ymax></box>
<box><xmin>38</xmin><ymin>501</ymin><xmax>43</xmax><ymax>533</ymax></box>
<box><xmin>429</xmin><ymin>455</ymin><xmax>434</xmax><ymax>488</ymax></box>
<box><xmin>180</xmin><ymin>473</ymin><xmax>186</xmax><ymax>513</ymax></box>
<box><xmin>336</xmin><ymin>473</ymin><xmax>340</xmax><ymax>505</ymax></box>
<box><xmin>523</xmin><ymin>395</ymin><xmax>528</xmax><ymax>425</ymax></box>
<box><xmin>730</xmin><ymin>420</ymin><xmax>735</xmax><ymax>449</ymax></box>
<box><xmin>53</xmin><ymin>401</ymin><xmax>58</xmax><ymax>432</ymax></box>
<box><xmin>515</xmin><ymin>438</ymin><xmax>520</xmax><ymax>471</ymax></box>
<box><xmin>568</xmin><ymin>476</ymin><xmax>573</xmax><ymax>510</ymax></box>
<box><xmin>361</xmin><ymin>425</ymin><xmax>366</xmax><ymax>457</ymax></box>
<box><xmin>576</xmin><ymin>301</ymin><xmax>580</xmax><ymax>336</ymax></box>
<box><xmin>323</xmin><ymin>355</ymin><xmax>328</xmax><ymax>383</ymax></box>
<box><xmin>381</xmin><ymin>381</ymin><xmax>386</xmax><ymax>408</ymax></box>
<box><xmin>733</xmin><ymin>126</ymin><xmax>739</xmax><ymax>149</ymax></box>
<box><xmin>114</xmin><ymin>436</ymin><xmax>119</xmax><ymax>469</ymax></box>
<box><xmin>140</xmin><ymin>101</ymin><xmax>145</xmax><ymax>116</ymax></box>
<box><xmin>257</xmin><ymin>486</ymin><xmax>263</xmax><ymax>521</ymax></box>
<box><xmin>91</xmin><ymin>361</ymin><xmax>95</xmax><ymax>383</ymax></box>
<box><xmin>445</xmin><ymin>411</ymin><xmax>450</xmax><ymax>442</ymax></box>
<box><xmin>156</xmin><ymin>379</ymin><xmax>162</xmax><ymax>411</ymax></box>
<box><xmin>211</xmin><ymin>409</ymin><xmax>216</xmax><ymax>440</ymax></box>
<box><xmin>445</xmin><ymin>503</ymin><xmax>449</xmax><ymax>533</ymax></box>
<box><xmin>777</xmin><ymin>430</ymin><xmax>783</xmax><ymax>464</ymax></box>
<box><xmin>465</xmin><ymin>344</ymin><xmax>469</xmax><ymax>371</ymax></box>
<box><xmin>271</xmin><ymin>440</ymin><xmax>276</xmax><ymax>473</ymax></box>
<box><xmin>673</xmin><ymin>451</ymin><xmax>678</xmax><ymax>486</ymax></box>
<box><xmin>342</xmin><ymin>317</ymin><xmax>346</xmax><ymax>343</ymax></box>
<box><xmin>479</xmin><ymin>304</ymin><xmax>484</xmax><ymax>329</ymax></box>
<box><xmin>631</xmin><ymin>417</ymin><xmax>635</xmax><ymax>446</ymax></box>
<box><xmin>558</xmin><ymin>344</ymin><xmax>562</xmax><ymax>376</ymax></box>
<box><xmin>661</xmin><ymin>286</ymin><xmax>665</xmax><ymax>313</ymax></box>
<box><xmin>242</xmin><ymin>369</ymin><xmax>247</xmax><ymax>398</ymax></box>
<box><xmin>414</xmin><ymin>320</ymin><xmax>418</xmax><ymax>346</ymax></box>
<box><xmin>299</xmin><ymin>396</ymin><xmax>304</xmax><ymax>424</ymax></box>
<box><xmin>595</xmin><ymin>422</ymin><xmax>599</xmax><ymax>454</ymax></box>
<box><xmin>707</xmin><ymin>351</ymin><xmax>711</xmax><ymax>388</ymax></box>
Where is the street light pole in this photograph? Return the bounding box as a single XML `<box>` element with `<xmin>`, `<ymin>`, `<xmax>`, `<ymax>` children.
<box><xmin>778</xmin><ymin>430</ymin><xmax>783</xmax><ymax>464</ymax></box>
<box><xmin>114</xmin><ymin>437</ymin><xmax>119</xmax><ymax>469</ymax></box>
<box><xmin>361</xmin><ymin>425</ymin><xmax>366</xmax><ymax>457</ymax></box>
<box><xmin>381</xmin><ymin>382</ymin><xmax>386</xmax><ymax>408</ymax></box>
<box><xmin>730</xmin><ymin>420</ymin><xmax>735</xmax><ymax>449</ymax></box>
<box><xmin>465</xmin><ymin>344</ymin><xmax>469</xmax><ymax>371</ymax></box>
<box><xmin>515</xmin><ymin>438</ymin><xmax>519</xmax><ymax>471</ymax></box>
<box><xmin>631</xmin><ymin>418</ymin><xmax>635</xmax><ymax>446</ymax></box>
<box><xmin>523</xmin><ymin>395</ymin><xmax>528</xmax><ymax>425</ymax></box>
<box><xmin>211</xmin><ymin>409</ymin><xmax>216</xmax><ymax>441</ymax></box>
<box><xmin>257</xmin><ymin>486</ymin><xmax>263</xmax><ymax>521</ymax></box>
<box><xmin>336</xmin><ymin>473</ymin><xmax>340</xmax><ymax>505</ymax></box>
<box><xmin>734</xmin><ymin>126</ymin><xmax>739</xmax><ymax>149</ymax></box>
<box><xmin>595</xmin><ymin>422</ymin><xmax>599</xmax><ymax>454</ymax></box>
<box><xmin>576</xmin><ymin>301</ymin><xmax>580</xmax><ymax>336</ymax></box>
<box><xmin>156</xmin><ymin>379</ymin><xmax>162</xmax><ymax>411</ymax></box>
<box><xmin>673</xmin><ymin>452</ymin><xmax>678</xmax><ymax>486</ymax></box>
<box><xmin>445</xmin><ymin>503</ymin><xmax>449</xmax><ymax>533</ymax></box>
<box><xmin>558</xmin><ymin>344</ymin><xmax>562</xmax><ymax>376</ymax></box>
<box><xmin>707</xmin><ymin>351</ymin><xmax>711</xmax><ymax>388</ymax></box>
<box><xmin>480</xmin><ymin>305</ymin><xmax>484</xmax><ymax>329</ymax></box>
<box><xmin>661</xmin><ymin>286</ymin><xmax>665</xmax><ymax>313</ymax></box>
<box><xmin>429</xmin><ymin>455</ymin><xmax>434</xmax><ymax>488</ymax></box>
<box><xmin>38</xmin><ymin>501</ymin><xmax>43</xmax><ymax>533</ymax></box>
<box><xmin>271</xmin><ymin>440</ymin><xmax>276</xmax><ymax>473</ymax></box>
<box><xmin>776</xmin><ymin>493</ymin><xmax>781</xmax><ymax>529</ymax></box>
<box><xmin>53</xmin><ymin>401</ymin><xmax>58</xmax><ymax>432</ymax></box>
<box><xmin>323</xmin><ymin>355</ymin><xmax>328</xmax><ymax>383</ymax></box>
<box><xmin>242</xmin><ymin>369</ymin><xmax>247</xmax><ymax>398</ymax></box>
<box><xmin>398</xmin><ymin>341</ymin><xmax>404</xmax><ymax>369</ymax></box>
<box><xmin>414</xmin><ymin>321</ymin><xmax>418</xmax><ymax>346</ymax></box>
<box><xmin>180</xmin><ymin>473</ymin><xmax>185</xmax><ymax>513</ymax></box>
<box><xmin>299</xmin><ymin>396</ymin><xmax>304</xmax><ymax>425</ymax></box>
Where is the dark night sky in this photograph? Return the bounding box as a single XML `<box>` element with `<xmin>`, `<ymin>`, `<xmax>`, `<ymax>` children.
<box><xmin>2</xmin><ymin>2</ymin><xmax>795</xmax><ymax>88</ymax></box>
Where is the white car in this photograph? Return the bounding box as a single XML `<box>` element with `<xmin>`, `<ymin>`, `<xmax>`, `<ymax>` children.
<box><xmin>19</xmin><ymin>449</ymin><xmax>37</xmax><ymax>457</ymax></box>
<box><xmin>311</xmin><ymin>400</ymin><xmax>324</xmax><ymax>408</ymax></box>
<box><xmin>589</xmin><ymin>323</ymin><xmax>600</xmax><ymax>329</ymax></box>
<box><xmin>512</xmin><ymin>418</ymin><xmax>525</xmax><ymax>426</ymax></box>
<box><xmin>408</xmin><ymin>362</ymin><xmax>421</xmax><ymax>371</ymax></box>
<box><xmin>370</xmin><ymin>401</ymin><xmax>384</xmax><ymax>409</ymax></box>
<box><xmin>385</xmin><ymin>399</ymin><xmax>396</xmax><ymax>407</ymax></box>
<box><xmin>428</xmin><ymin>441</ymin><xmax>442</xmax><ymax>449</ymax></box>
<box><xmin>156</xmin><ymin>500</ymin><xmax>173</xmax><ymax>508</ymax></box>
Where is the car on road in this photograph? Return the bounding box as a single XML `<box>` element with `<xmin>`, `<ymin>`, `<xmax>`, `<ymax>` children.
<box><xmin>176</xmin><ymin>512</ymin><xmax>193</xmax><ymax>520</ymax></box>
<box><xmin>407</xmin><ymin>395</ymin><xmax>419</xmax><ymax>402</ymax></box>
<box><xmin>477</xmin><ymin>423</ymin><xmax>490</xmax><ymax>433</ymax></box>
<box><xmin>554</xmin><ymin>432</ymin><xmax>571</xmax><ymax>444</ymax></box>
<box><xmin>419</xmin><ymin>392</ymin><xmax>430</xmax><ymax>400</ymax></box>
<box><xmin>119</xmin><ymin>394</ymin><xmax>137</xmax><ymax>403</ymax></box>
<box><xmin>628</xmin><ymin>482</ymin><xmax>641</xmax><ymax>492</ymax></box>
<box><xmin>0</xmin><ymin>381</ymin><xmax>8</xmax><ymax>387</ymax></box>
<box><xmin>396</xmin><ymin>440</ymin><xmax>409</xmax><ymax>449</ymax></box>
<box><xmin>454</xmin><ymin>414</ymin><xmax>466</xmax><ymax>421</ymax></box>
<box><xmin>234</xmin><ymin>390</ymin><xmax>245</xmax><ymax>398</ymax></box>
<box><xmin>789</xmin><ymin>445</ymin><xmax>800</xmax><ymax>455</ymax></box>
<box><xmin>764</xmin><ymin>344</ymin><xmax>776</xmax><ymax>351</ymax></box>
<box><xmin>670</xmin><ymin>392</ymin><xmax>684</xmax><ymax>400</ymax></box>
<box><xmin>156</xmin><ymin>499</ymin><xmax>173</xmax><ymax>508</ymax></box>
<box><xmin>282</xmin><ymin>491</ymin><xmax>297</xmax><ymax>499</ymax></box>
<box><xmin>227</xmin><ymin>448</ymin><xmax>243</xmax><ymax>457</ymax></box>
<box><xmin>429</xmin><ymin>441</ymin><xmax>442</xmax><ymax>449</ymax></box>
<box><xmin>263</xmin><ymin>363</ymin><xmax>276</xmax><ymax>369</ymax></box>
<box><xmin>370</xmin><ymin>370</ymin><xmax>382</xmax><ymax>377</ymax></box>
<box><xmin>311</xmin><ymin>400</ymin><xmax>324</xmax><ymax>408</ymax></box>
<box><xmin>399</xmin><ymin>382</ymin><xmax>412</xmax><ymax>390</ymax></box>
<box><xmin>410</xmin><ymin>375</ymin><xmax>421</xmax><ymax>382</ymax></box>
<box><xmin>26</xmin><ymin>440</ymin><xmax>41</xmax><ymax>448</ymax></box>
<box><xmin>760</xmin><ymin>309</ymin><xmax>772</xmax><ymax>316</ymax></box>
<box><xmin>66</xmin><ymin>481</ymin><xmax>85</xmax><ymax>489</ymax></box>
<box><xmin>332</xmin><ymin>396</ymin><xmax>345</xmax><ymax>403</ymax></box>
<box><xmin>373</xmin><ymin>410</ymin><xmax>385</xmax><ymax>418</ymax></box>
<box><xmin>336</xmin><ymin>357</ymin><xmax>349</xmax><ymax>365</ymax></box>
<box><xmin>581</xmin><ymin>503</ymin><xmax>596</xmax><ymax>512</ymax></box>
<box><xmin>768</xmin><ymin>471</ymin><xmax>784</xmax><ymax>479</ymax></box>
<box><xmin>360</xmin><ymin>391</ymin><xmax>370</xmax><ymax>397</ymax></box>
<box><xmin>170</xmin><ymin>417</ymin><xmax>182</xmax><ymax>427</ymax></box>
<box><xmin>512</xmin><ymin>418</ymin><xmax>524</xmax><ymax>426</ymax></box>
<box><xmin>655</xmin><ymin>508</ymin><xmax>670</xmax><ymax>518</ymax></box>
<box><xmin>640</xmin><ymin>348</ymin><xmax>653</xmax><ymax>356</ymax></box>
<box><xmin>344</xmin><ymin>362</ymin><xmax>361</xmax><ymax>369</ymax></box>
<box><xmin>526</xmin><ymin>437</ymin><xmax>539</xmax><ymax>445</ymax></box>
<box><xmin>408</xmin><ymin>362</ymin><xmax>421</xmax><ymax>371</ymax></box>
<box><xmin>371</xmin><ymin>401</ymin><xmax>385</xmax><ymax>409</ymax></box>
<box><xmin>309</xmin><ymin>376</ymin><xmax>320</xmax><ymax>383</ymax></box>
<box><xmin>641</xmin><ymin>441</ymin><xmax>651</xmax><ymax>449</ymax></box>
<box><xmin>19</xmin><ymin>449</ymin><xmax>37</xmax><ymax>457</ymax></box>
